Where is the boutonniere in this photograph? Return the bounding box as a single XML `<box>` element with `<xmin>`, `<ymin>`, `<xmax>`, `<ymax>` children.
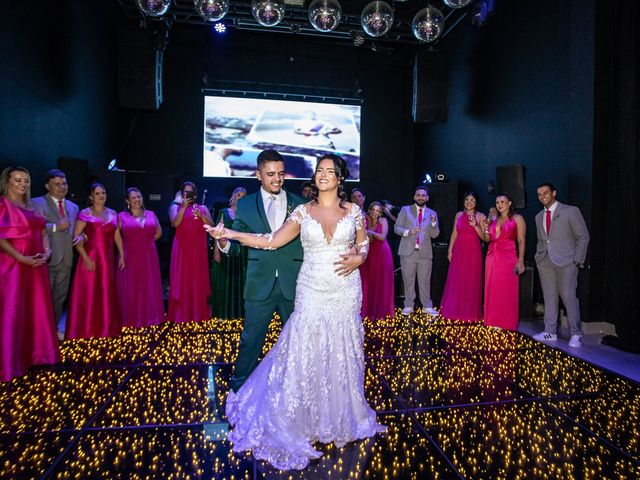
<box><xmin>286</xmin><ymin>204</ymin><xmax>293</xmax><ymax>217</ymax></box>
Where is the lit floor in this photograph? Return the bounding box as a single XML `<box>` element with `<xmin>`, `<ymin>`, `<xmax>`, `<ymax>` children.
<box><xmin>1</xmin><ymin>312</ymin><xmax>639</xmax><ymax>479</ymax></box>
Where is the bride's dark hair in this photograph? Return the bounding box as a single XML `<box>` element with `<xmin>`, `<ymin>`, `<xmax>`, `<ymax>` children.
<box><xmin>310</xmin><ymin>154</ymin><xmax>350</xmax><ymax>208</ymax></box>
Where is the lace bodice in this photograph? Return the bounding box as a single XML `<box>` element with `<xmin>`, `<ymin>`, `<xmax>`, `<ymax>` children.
<box><xmin>288</xmin><ymin>202</ymin><xmax>368</xmax><ymax>256</ymax></box>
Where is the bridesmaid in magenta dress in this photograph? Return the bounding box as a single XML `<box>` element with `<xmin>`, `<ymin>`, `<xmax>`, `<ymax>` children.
<box><xmin>478</xmin><ymin>193</ymin><xmax>526</xmax><ymax>330</ymax></box>
<box><xmin>66</xmin><ymin>183</ymin><xmax>124</xmax><ymax>339</ymax></box>
<box><xmin>117</xmin><ymin>187</ymin><xmax>165</xmax><ymax>328</ymax></box>
<box><xmin>440</xmin><ymin>192</ymin><xmax>485</xmax><ymax>322</ymax></box>
<box><xmin>361</xmin><ymin>202</ymin><xmax>395</xmax><ymax>320</ymax></box>
<box><xmin>0</xmin><ymin>166</ymin><xmax>60</xmax><ymax>381</ymax></box>
<box><xmin>167</xmin><ymin>182</ymin><xmax>214</xmax><ymax>323</ymax></box>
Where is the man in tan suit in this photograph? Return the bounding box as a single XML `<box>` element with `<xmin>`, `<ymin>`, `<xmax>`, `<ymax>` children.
<box><xmin>532</xmin><ymin>183</ymin><xmax>590</xmax><ymax>348</ymax></box>
<box><xmin>395</xmin><ymin>185</ymin><xmax>440</xmax><ymax>316</ymax></box>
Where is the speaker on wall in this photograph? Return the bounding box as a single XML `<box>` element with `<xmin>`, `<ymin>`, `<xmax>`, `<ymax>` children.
<box><xmin>496</xmin><ymin>164</ymin><xmax>526</xmax><ymax>209</ymax></box>
<box><xmin>118</xmin><ymin>27</ymin><xmax>163</xmax><ymax>110</ymax></box>
<box><xmin>89</xmin><ymin>170</ymin><xmax>126</xmax><ymax>211</ymax></box>
<box><xmin>412</xmin><ymin>50</ymin><xmax>449</xmax><ymax>123</ymax></box>
<box><xmin>57</xmin><ymin>157</ymin><xmax>90</xmax><ymax>205</ymax></box>
<box><xmin>426</xmin><ymin>182</ymin><xmax>458</xmax><ymax>244</ymax></box>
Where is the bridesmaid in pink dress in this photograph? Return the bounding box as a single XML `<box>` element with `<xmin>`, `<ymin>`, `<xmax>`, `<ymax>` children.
<box><xmin>478</xmin><ymin>194</ymin><xmax>526</xmax><ymax>330</ymax></box>
<box><xmin>66</xmin><ymin>183</ymin><xmax>124</xmax><ymax>339</ymax></box>
<box><xmin>117</xmin><ymin>187</ymin><xmax>165</xmax><ymax>328</ymax></box>
<box><xmin>440</xmin><ymin>192</ymin><xmax>485</xmax><ymax>322</ymax></box>
<box><xmin>0</xmin><ymin>166</ymin><xmax>60</xmax><ymax>381</ymax></box>
<box><xmin>361</xmin><ymin>202</ymin><xmax>395</xmax><ymax>320</ymax></box>
<box><xmin>167</xmin><ymin>182</ymin><xmax>214</xmax><ymax>323</ymax></box>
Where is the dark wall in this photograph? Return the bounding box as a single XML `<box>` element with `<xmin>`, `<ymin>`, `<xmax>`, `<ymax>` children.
<box><xmin>119</xmin><ymin>26</ymin><xmax>418</xmax><ymax>209</ymax></box>
<box><xmin>416</xmin><ymin>0</ymin><xmax>594</xmax><ymax>255</ymax></box>
<box><xmin>0</xmin><ymin>1</ymin><xmax>122</xmax><ymax>195</ymax></box>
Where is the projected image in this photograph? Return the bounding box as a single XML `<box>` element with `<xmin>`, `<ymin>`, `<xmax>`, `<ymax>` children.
<box><xmin>203</xmin><ymin>96</ymin><xmax>361</xmax><ymax>180</ymax></box>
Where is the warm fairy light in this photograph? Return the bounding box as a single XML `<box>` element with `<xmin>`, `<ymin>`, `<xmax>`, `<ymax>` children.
<box><xmin>0</xmin><ymin>314</ymin><xmax>637</xmax><ymax>478</ymax></box>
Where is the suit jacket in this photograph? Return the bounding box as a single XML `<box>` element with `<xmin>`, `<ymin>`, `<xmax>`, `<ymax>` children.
<box><xmin>229</xmin><ymin>190</ymin><xmax>305</xmax><ymax>302</ymax></box>
<box><xmin>535</xmin><ymin>202</ymin><xmax>589</xmax><ymax>267</ymax></box>
<box><xmin>32</xmin><ymin>195</ymin><xmax>79</xmax><ymax>267</ymax></box>
<box><xmin>394</xmin><ymin>205</ymin><xmax>440</xmax><ymax>259</ymax></box>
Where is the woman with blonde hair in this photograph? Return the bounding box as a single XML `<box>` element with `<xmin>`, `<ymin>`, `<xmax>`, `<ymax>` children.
<box><xmin>0</xmin><ymin>166</ymin><xmax>60</xmax><ymax>381</ymax></box>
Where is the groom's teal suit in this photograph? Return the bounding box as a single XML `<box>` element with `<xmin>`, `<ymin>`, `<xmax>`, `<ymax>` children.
<box><xmin>228</xmin><ymin>189</ymin><xmax>305</xmax><ymax>392</ymax></box>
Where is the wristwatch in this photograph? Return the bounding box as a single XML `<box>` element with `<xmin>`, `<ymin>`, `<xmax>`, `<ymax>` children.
<box><xmin>574</xmin><ymin>261</ymin><xmax>584</xmax><ymax>269</ymax></box>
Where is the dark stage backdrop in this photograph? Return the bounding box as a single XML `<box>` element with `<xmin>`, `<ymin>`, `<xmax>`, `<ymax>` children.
<box><xmin>116</xmin><ymin>26</ymin><xmax>419</xmax><ymax>212</ymax></box>
<box><xmin>413</xmin><ymin>0</ymin><xmax>595</xmax><ymax>320</ymax></box>
<box><xmin>0</xmin><ymin>2</ymin><xmax>123</xmax><ymax>186</ymax></box>
<box><xmin>592</xmin><ymin>1</ymin><xmax>640</xmax><ymax>349</ymax></box>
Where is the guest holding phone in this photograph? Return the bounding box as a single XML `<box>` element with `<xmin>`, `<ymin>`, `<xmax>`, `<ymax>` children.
<box><xmin>168</xmin><ymin>182</ymin><xmax>214</xmax><ymax>323</ymax></box>
<box><xmin>440</xmin><ymin>192</ymin><xmax>485</xmax><ymax>322</ymax></box>
<box><xmin>472</xmin><ymin>193</ymin><xmax>526</xmax><ymax>330</ymax></box>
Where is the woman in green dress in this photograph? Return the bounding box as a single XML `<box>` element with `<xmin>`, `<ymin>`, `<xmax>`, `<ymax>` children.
<box><xmin>210</xmin><ymin>187</ymin><xmax>247</xmax><ymax>319</ymax></box>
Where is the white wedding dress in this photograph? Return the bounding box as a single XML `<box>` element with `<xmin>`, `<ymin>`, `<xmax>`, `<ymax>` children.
<box><xmin>225</xmin><ymin>203</ymin><xmax>386</xmax><ymax>470</ymax></box>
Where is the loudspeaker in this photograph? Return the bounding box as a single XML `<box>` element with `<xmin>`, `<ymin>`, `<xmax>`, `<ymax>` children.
<box><xmin>412</xmin><ymin>51</ymin><xmax>449</xmax><ymax>123</ymax></box>
<box><xmin>426</xmin><ymin>182</ymin><xmax>458</xmax><ymax>244</ymax></box>
<box><xmin>89</xmin><ymin>169</ymin><xmax>126</xmax><ymax>211</ymax></box>
<box><xmin>118</xmin><ymin>27</ymin><xmax>163</xmax><ymax>110</ymax></box>
<box><xmin>519</xmin><ymin>264</ymin><xmax>535</xmax><ymax>320</ymax></box>
<box><xmin>431</xmin><ymin>244</ymin><xmax>450</xmax><ymax>306</ymax></box>
<box><xmin>57</xmin><ymin>157</ymin><xmax>90</xmax><ymax>205</ymax></box>
<box><xmin>496</xmin><ymin>164</ymin><xmax>526</xmax><ymax>209</ymax></box>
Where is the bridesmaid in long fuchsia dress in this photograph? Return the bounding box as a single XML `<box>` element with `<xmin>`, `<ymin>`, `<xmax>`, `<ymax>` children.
<box><xmin>117</xmin><ymin>188</ymin><xmax>165</xmax><ymax>328</ymax></box>
<box><xmin>479</xmin><ymin>194</ymin><xmax>526</xmax><ymax>331</ymax></box>
<box><xmin>66</xmin><ymin>183</ymin><xmax>124</xmax><ymax>339</ymax></box>
<box><xmin>0</xmin><ymin>166</ymin><xmax>60</xmax><ymax>382</ymax></box>
<box><xmin>168</xmin><ymin>182</ymin><xmax>214</xmax><ymax>323</ymax></box>
<box><xmin>440</xmin><ymin>193</ymin><xmax>485</xmax><ymax>322</ymax></box>
<box><xmin>361</xmin><ymin>202</ymin><xmax>395</xmax><ymax>320</ymax></box>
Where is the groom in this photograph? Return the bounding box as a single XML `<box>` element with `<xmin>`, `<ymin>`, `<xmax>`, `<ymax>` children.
<box><xmin>217</xmin><ymin>150</ymin><xmax>305</xmax><ymax>392</ymax></box>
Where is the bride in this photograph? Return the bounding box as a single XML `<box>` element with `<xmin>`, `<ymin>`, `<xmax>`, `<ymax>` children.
<box><xmin>206</xmin><ymin>154</ymin><xmax>386</xmax><ymax>470</ymax></box>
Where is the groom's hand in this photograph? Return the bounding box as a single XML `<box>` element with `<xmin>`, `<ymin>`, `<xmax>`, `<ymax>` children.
<box><xmin>334</xmin><ymin>253</ymin><xmax>364</xmax><ymax>277</ymax></box>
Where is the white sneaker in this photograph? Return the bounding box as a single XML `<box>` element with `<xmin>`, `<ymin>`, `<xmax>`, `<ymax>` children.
<box><xmin>401</xmin><ymin>307</ymin><xmax>414</xmax><ymax>316</ymax></box>
<box><xmin>422</xmin><ymin>307</ymin><xmax>439</xmax><ymax>316</ymax></box>
<box><xmin>532</xmin><ymin>332</ymin><xmax>557</xmax><ymax>342</ymax></box>
<box><xmin>568</xmin><ymin>335</ymin><xmax>583</xmax><ymax>348</ymax></box>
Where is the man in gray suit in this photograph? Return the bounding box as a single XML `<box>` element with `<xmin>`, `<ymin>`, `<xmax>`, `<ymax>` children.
<box><xmin>395</xmin><ymin>185</ymin><xmax>440</xmax><ymax>316</ymax></box>
<box><xmin>532</xmin><ymin>183</ymin><xmax>590</xmax><ymax>348</ymax></box>
<box><xmin>32</xmin><ymin>169</ymin><xmax>80</xmax><ymax>337</ymax></box>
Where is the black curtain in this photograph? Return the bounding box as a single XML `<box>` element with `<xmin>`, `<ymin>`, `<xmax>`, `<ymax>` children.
<box><xmin>592</xmin><ymin>1</ymin><xmax>640</xmax><ymax>351</ymax></box>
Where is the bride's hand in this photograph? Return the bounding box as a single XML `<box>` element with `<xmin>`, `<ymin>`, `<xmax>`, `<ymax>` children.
<box><xmin>334</xmin><ymin>252</ymin><xmax>364</xmax><ymax>277</ymax></box>
<box><xmin>204</xmin><ymin>221</ymin><xmax>234</xmax><ymax>239</ymax></box>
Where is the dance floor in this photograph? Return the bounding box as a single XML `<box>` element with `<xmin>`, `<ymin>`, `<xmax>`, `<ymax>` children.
<box><xmin>1</xmin><ymin>311</ymin><xmax>639</xmax><ymax>479</ymax></box>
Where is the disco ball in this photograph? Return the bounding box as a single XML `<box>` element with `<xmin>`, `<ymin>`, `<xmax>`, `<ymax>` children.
<box><xmin>135</xmin><ymin>0</ymin><xmax>171</xmax><ymax>17</ymax></box>
<box><xmin>443</xmin><ymin>0</ymin><xmax>473</xmax><ymax>8</ymax></box>
<box><xmin>251</xmin><ymin>0</ymin><xmax>285</xmax><ymax>27</ymax></box>
<box><xmin>194</xmin><ymin>0</ymin><xmax>229</xmax><ymax>22</ymax></box>
<box><xmin>360</xmin><ymin>1</ymin><xmax>394</xmax><ymax>38</ymax></box>
<box><xmin>412</xmin><ymin>7</ymin><xmax>444</xmax><ymax>42</ymax></box>
<box><xmin>308</xmin><ymin>0</ymin><xmax>342</xmax><ymax>33</ymax></box>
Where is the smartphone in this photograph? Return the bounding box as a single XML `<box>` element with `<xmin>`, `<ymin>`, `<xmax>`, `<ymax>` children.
<box><xmin>184</xmin><ymin>191</ymin><xmax>196</xmax><ymax>201</ymax></box>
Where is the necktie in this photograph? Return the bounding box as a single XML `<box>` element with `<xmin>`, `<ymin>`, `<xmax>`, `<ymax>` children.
<box><xmin>545</xmin><ymin>209</ymin><xmax>551</xmax><ymax>235</ymax></box>
<box><xmin>267</xmin><ymin>195</ymin><xmax>277</xmax><ymax>231</ymax></box>
<box><xmin>416</xmin><ymin>208</ymin><xmax>423</xmax><ymax>248</ymax></box>
<box><xmin>57</xmin><ymin>199</ymin><xmax>65</xmax><ymax>217</ymax></box>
